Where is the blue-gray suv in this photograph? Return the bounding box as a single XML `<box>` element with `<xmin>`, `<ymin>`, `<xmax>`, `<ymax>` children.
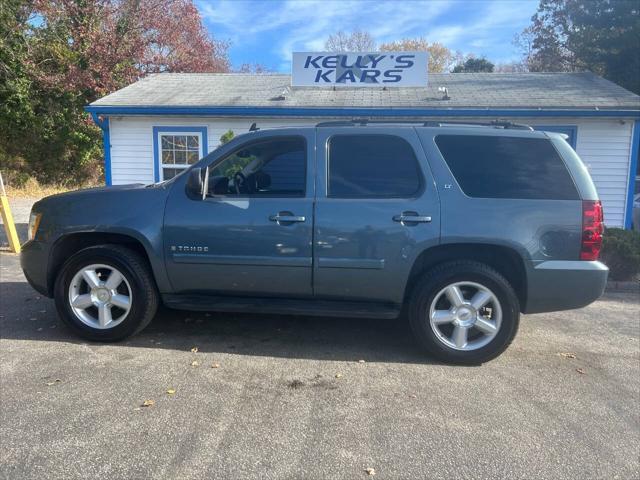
<box><xmin>21</xmin><ymin>121</ymin><xmax>608</xmax><ymax>364</ymax></box>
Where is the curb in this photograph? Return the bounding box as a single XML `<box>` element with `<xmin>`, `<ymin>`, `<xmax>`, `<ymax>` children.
<box><xmin>606</xmin><ymin>281</ymin><xmax>640</xmax><ymax>293</ymax></box>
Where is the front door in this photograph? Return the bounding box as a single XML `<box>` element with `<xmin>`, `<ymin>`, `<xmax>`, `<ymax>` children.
<box><xmin>163</xmin><ymin>130</ymin><xmax>315</xmax><ymax>297</ymax></box>
<box><xmin>313</xmin><ymin>127</ymin><xmax>441</xmax><ymax>304</ymax></box>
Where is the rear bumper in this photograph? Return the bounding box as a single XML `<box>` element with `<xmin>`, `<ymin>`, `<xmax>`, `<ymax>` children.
<box><xmin>20</xmin><ymin>240</ymin><xmax>51</xmax><ymax>297</ymax></box>
<box><xmin>524</xmin><ymin>260</ymin><xmax>608</xmax><ymax>314</ymax></box>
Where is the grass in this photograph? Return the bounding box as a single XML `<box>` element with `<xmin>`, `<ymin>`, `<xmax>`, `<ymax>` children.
<box><xmin>3</xmin><ymin>178</ymin><xmax>99</xmax><ymax>199</ymax></box>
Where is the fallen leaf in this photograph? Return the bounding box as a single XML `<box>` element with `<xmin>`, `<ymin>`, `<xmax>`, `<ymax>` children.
<box><xmin>142</xmin><ymin>399</ymin><xmax>155</xmax><ymax>407</ymax></box>
<box><xmin>335</xmin><ymin>373</ymin><xmax>343</xmax><ymax>379</ymax></box>
<box><xmin>167</xmin><ymin>388</ymin><xmax>176</xmax><ymax>395</ymax></box>
<box><xmin>364</xmin><ymin>467</ymin><xmax>376</xmax><ymax>476</ymax></box>
<box><xmin>190</xmin><ymin>347</ymin><xmax>199</xmax><ymax>353</ymax></box>
<box><xmin>576</xmin><ymin>368</ymin><xmax>586</xmax><ymax>375</ymax></box>
<box><xmin>558</xmin><ymin>352</ymin><xmax>576</xmax><ymax>359</ymax></box>
<box><xmin>191</xmin><ymin>360</ymin><xmax>200</xmax><ymax>367</ymax></box>
<box><xmin>288</xmin><ymin>379</ymin><xmax>305</xmax><ymax>389</ymax></box>
<box><xmin>211</xmin><ymin>363</ymin><xmax>220</xmax><ymax>369</ymax></box>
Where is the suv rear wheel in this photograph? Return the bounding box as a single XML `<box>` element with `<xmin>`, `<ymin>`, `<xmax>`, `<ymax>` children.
<box><xmin>408</xmin><ymin>261</ymin><xmax>519</xmax><ymax>364</ymax></box>
<box><xmin>54</xmin><ymin>245</ymin><xmax>159</xmax><ymax>341</ymax></box>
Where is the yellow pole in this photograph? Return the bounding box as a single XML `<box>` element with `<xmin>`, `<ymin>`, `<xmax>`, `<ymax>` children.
<box><xmin>0</xmin><ymin>172</ymin><xmax>21</xmax><ymax>253</ymax></box>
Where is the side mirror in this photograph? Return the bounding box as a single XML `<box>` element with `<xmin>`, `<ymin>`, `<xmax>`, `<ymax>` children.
<box><xmin>185</xmin><ymin>167</ymin><xmax>205</xmax><ymax>200</ymax></box>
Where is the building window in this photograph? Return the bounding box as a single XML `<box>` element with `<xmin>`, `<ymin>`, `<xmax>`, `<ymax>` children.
<box><xmin>159</xmin><ymin>133</ymin><xmax>201</xmax><ymax>180</ymax></box>
<box><xmin>153</xmin><ymin>127</ymin><xmax>208</xmax><ymax>182</ymax></box>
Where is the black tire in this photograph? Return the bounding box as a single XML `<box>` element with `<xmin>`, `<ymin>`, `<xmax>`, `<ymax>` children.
<box><xmin>408</xmin><ymin>261</ymin><xmax>520</xmax><ymax>365</ymax></box>
<box><xmin>54</xmin><ymin>245</ymin><xmax>159</xmax><ymax>341</ymax></box>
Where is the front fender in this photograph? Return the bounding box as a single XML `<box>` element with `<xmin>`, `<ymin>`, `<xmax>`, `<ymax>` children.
<box><xmin>32</xmin><ymin>184</ymin><xmax>172</xmax><ymax>294</ymax></box>
<box><xmin>47</xmin><ymin>226</ymin><xmax>172</xmax><ymax>294</ymax></box>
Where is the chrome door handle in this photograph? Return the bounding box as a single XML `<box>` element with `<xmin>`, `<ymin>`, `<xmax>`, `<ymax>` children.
<box><xmin>269</xmin><ymin>214</ymin><xmax>306</xmax><ymax>223</ymax></box>
<box><xmin>393</xmin><ymin>213</ymin><xmax>432</xmax><ymax>224</ymax></box>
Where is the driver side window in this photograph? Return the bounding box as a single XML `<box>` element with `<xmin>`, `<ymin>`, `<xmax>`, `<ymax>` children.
<box><xmin>208</xmin><ymin>137</ymin><xmax>306</xmax><ymax>197</ymax></box>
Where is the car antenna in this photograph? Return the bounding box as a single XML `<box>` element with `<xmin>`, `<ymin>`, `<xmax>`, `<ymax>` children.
<box><xmin>249</xmin><ymin>122</ymin><xmax>259</xmax><ymax>132</ymax></box>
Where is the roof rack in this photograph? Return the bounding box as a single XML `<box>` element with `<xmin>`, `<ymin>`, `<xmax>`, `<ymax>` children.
<box><xmin>424</xmin><ymin>120</ymin><xmax>534</xmax><ymax>130</ymax></box>
<box><xmin>316</xmin><ymin>119</ymin><xmax>534</xmax><ymax>131</ymax></box>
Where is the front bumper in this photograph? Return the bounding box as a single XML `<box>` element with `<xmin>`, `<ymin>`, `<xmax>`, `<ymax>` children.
<box><xmin>524</xmin><ymin>260</ymin><xmax>608</xmax><ymax>314</ymax></box>
<box><xmin>20</xmin><ymin>240</ymin><xmax>51</xmax><ymax>297</ymax></box>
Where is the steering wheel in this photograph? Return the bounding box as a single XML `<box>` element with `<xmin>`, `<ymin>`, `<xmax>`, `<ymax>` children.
<box><xmin>233</xmin><ymin>171</ymin><xmax>246</xmax><ymax>195</ymax></box>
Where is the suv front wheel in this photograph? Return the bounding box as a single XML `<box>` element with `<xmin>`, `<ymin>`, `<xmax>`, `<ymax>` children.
<box><xmin>408</xmin><ymin>261</ymin><xmax>520</xmax><ymax>364</ymax></box>
<box><xmin>54</xmin><ymin>245</ymin><xmax>159</xmax><ymax>341</ymax></box>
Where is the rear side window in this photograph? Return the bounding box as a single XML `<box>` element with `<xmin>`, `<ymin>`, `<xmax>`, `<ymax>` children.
<box><xmin>328</xmin><ymin>135</ymin><xmax>422</xmax><ymax>197</ymax></box>
<box><xmin>434</xmin><ymin>135</ymin><xmax>579</xmax><ymax>200</ymax></box>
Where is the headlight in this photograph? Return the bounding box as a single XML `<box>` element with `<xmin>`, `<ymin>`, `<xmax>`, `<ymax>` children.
<box><xmin>28</xmin><ymin>212</ymin><xmax>42</xmax><ymax>241</ymax></box>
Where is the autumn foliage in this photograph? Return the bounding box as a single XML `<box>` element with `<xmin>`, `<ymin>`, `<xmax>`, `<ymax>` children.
<box><xmin>30</xmin><ymin>0</ymin><xmax>229</xmax><ymax>95</ymax></box>
<box><xmin>0</xmin><ymin>0</ymin><xmax>229</xmax><ymax>186</ymax></box>
<box><xmin>379</xmin><ymin>39</ymin><xmax>454</xmax><ymax>73</ymax></box>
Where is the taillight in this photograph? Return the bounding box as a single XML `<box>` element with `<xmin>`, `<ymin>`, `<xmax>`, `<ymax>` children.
<box><xmin>580</xmin><ymin>200</ymin><xmax>604</xmax><ymax>260</ymax></box>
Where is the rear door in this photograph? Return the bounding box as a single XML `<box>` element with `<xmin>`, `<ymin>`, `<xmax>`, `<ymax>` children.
<box><xmin>313</xmin><ymin>127</ymin><xmax>441</xmax><ymax>304</ymax></box>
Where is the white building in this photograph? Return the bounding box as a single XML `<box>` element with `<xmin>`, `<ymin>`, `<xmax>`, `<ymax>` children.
<box><xmin>87</xmin><ymin>72</ymin><xmax>640</xmax><ymax>228</ymax></box>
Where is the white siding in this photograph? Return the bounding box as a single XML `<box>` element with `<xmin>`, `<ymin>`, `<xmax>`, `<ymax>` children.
<box><xmin>109</xmin><ymin>116</ymin><xmax>634</xmax><ymax>227</ymax></box>
<box><xmin>109</xmin><ymin>117</ymin><xmax>323</xmax><ymax>186</ymax></box>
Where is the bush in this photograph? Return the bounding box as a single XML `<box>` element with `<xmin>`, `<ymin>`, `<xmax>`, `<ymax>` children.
<box><xmin>219</xmin><ymin>130</ymin><xmax>235</xmax><ymax>145</ymax></box>
<box><xmin>600</xmin><ymin>228</ymin><xmax>640</xmax><ymax>281</ymax></box>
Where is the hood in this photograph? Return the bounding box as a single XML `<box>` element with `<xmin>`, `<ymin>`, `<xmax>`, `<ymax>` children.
<box><xmin>32</xmin><ymin>182</ymin><xmax>170</xmax><ymax>210</ymax></box>
<box><xmin>32</xmin><ymin>182</ymin><xmax>172</xmax><ymax>238</ymax></box>
<box><xmin>40</xmin><ymin>183</ymin><xmax>147</xmax><ymax>201</ymax></box>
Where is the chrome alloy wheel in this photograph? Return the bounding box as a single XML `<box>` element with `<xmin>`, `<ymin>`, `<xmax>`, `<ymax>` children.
<box><xmin>68</xmin><ymin>264</ymin><xmax>132</xmax><ymax>329</ymax></box>
<box><xmin>428</xmin><ymin>281</ymin><xmax>502</xmax><ymax>351</ymax></box>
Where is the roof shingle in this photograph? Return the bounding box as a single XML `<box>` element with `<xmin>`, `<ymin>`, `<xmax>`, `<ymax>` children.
<box><xmin>90</xmin><ymin>72</ymin><xmax>640</xmax><ymax>110</ymax></box>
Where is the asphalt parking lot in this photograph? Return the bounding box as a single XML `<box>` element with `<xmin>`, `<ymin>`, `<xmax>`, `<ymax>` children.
<box><xmin>1</xmin><ymin>199</ymin><xmax>639</xmax><ymax>479</ymax></box>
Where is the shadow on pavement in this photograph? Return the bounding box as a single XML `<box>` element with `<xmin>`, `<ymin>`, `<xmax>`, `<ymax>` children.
<box><xmin>0</xmin><ymin>279</ymin><xmax>439</xmax><ymax>365</ymax></box>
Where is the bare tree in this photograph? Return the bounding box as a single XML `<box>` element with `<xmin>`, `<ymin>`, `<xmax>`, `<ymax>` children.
<box><xmin>494</xmin><ymin>62</ymin><xmax>529</xmax><ymax>73</ymax></box>
<box><xmin>236</xmin><ymin>63</ymin><xmax>271</xmax><ymax>73</ymax></box>
<box><xmin>324</xmin><ymin>29</ymin><xmax>376</xmax><ymax>51</ymax></box>
<box><xmin>512</xmin><ymin>32</ymin><xmax>533</xmax><ymax>64</ymax></box>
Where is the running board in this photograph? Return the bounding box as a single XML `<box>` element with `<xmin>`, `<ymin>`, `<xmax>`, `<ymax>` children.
<box><xmin>161</xmin><ymin>294</ymin><xmax>401</xmax><ymax>319</ymax></box>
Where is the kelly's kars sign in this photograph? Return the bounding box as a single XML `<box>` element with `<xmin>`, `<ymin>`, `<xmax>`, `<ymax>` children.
<box><xmin>292</xmin><ymin>52</ymin><xmax>428</xmax><ymax>87</ymax></box>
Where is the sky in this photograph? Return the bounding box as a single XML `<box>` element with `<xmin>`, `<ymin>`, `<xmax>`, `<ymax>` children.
<box><xmin>196</xmin><ymin>0</ymin><xmax>540</xmax><ymax>72</ymax></box>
